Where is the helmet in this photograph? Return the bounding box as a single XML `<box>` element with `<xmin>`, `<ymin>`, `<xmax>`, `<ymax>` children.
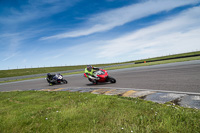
<box><xmin>87</xmin><ymin>65</ymin><xmax>93</xmax><ymax>72</ymax></box>
<box><xmin>47</xmin><ymin>73</ymin><xmax>51</xmax><ymax>78</ymax></box>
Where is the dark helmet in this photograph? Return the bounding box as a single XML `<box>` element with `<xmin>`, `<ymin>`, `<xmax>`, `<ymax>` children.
<box><xmin>47</xmin><ymin>73</ymin><xmax>51</xmax><ymax>78</ymax></box>
<box><xmin>87</xmin><ymin>65</ymin><xmax>93</xmax><ymax>72</ymax></box>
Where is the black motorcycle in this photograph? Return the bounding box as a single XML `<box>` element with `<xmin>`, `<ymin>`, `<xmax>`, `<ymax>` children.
<box><xmin>46</xmin><ymin>73</ymin><xmax>68</xmax><ymax>86</ymax></box>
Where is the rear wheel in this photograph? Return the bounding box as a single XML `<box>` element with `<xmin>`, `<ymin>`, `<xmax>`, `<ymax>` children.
<box><xmin>89</xmin><ymin>78</ymin><xmax>98</xmax><ymax>84</ymax></box>
<box><xmin>93</xmin><ymin>80</ymin><xmax>98</xmax><ymax>85</ymax></box>
<box><xmin>88</xmin><ymin>78</ymin><xmax>93</xmax><ymax>82</ymax></box>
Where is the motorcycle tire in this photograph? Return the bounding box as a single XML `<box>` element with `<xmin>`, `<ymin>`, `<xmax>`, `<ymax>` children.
<box><xmin>108</xmin><ymin>76</ymin><xmax>116</xmax><ymax>83</ymax></box>
<box><xmin>88</xmin><ymin>78</ymin><xmax>93</xmax><ymax>82</ymax></box>
<box><xmin>93</xmin><ymin>80</ymin><xmax>98</xmax><ymax>85</ymax></box>
<box><xmin>63</xmin><ymin>79</ymin><xmax>68</xmax><ymax>84</ymax></box>
<box><xmin>88</xmin><ymin>78</ymin><xmax>98</xmax><ymax>84</ymax></box>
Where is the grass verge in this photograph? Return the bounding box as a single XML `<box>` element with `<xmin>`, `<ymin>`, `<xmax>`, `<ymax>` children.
<box><xmin>0</xmin><ymin>91</ymin><xmax>199</xmax><ymax>133</ymax></box>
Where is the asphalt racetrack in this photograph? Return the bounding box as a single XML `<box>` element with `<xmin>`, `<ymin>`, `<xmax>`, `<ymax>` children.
<box><xmin>0</xmin><ymin>60</ymin><xmax>200</xmax><ymax>93</ymax></box>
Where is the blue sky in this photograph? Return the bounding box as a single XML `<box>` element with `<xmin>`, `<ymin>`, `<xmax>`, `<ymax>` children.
<box><xmin>1</xmin><ymin>0</ymin><xmax>200</xmax><ymax>70</ymax></box>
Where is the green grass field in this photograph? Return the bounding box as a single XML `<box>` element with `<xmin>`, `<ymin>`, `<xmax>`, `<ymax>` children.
<box><xmin>1</xmin><ymin>51</ymin><xmax>200</xmax><ymax>79</ymax></box>
<box><xmin>0</xmin><ymin>91</ymin><xmax>199</xmax><ymax>133</ymax></box>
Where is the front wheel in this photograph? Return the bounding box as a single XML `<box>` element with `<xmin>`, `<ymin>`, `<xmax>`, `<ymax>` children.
<box><xmin>108</xmin><ymin>76</ymin><xmax>116</xmax><ymax>83</ymax></box>
<box><xmin>63</xmin><ymin>79</ymin><xmax>68</xmax><ymax>84</ymax></box>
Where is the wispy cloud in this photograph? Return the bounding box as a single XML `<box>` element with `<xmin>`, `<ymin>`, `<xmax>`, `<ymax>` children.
<box><xmin>41</xmin><ymin>0</ymin><xmax>199</xmax><ymax>40</ymax></box>
<box><xmin>1</xmin><ymin>0</ymin><xmax>200</xmax><ymax>69</ymax></box>
<box><xmin>0</xmin><ymin>0</ymin><xmax>79</xmax><ymax>24</ymax></box>
<box><xmin>0</xmin><ymin>33</ymin><xmax>22</xmax><ymax>61</ymax></box>
<box><xmin>95</xmin><ymin>6</ymin><xmax>200</xmax><ymax>59</ymax></box>
<box><xmin>2</xmin><ymin>53</ymin><xmax>18</xmax><ymax>62</ymax></box>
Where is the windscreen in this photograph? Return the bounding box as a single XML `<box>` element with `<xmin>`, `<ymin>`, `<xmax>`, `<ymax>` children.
<box><xmin>94</xmin><ymin>70</ymin><xmax>105</xmax><ymax>75</ymax></box>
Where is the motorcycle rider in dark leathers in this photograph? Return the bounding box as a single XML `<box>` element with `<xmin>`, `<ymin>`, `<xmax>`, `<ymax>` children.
<box><xmin>46</xmin><ymin>73</ymin><xmax>61</xmax><ymax>84</ymax></box>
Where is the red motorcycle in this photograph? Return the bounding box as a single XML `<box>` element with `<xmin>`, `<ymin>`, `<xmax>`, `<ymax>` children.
<box><xmin>84</xmin><ymin>69</ymin><xmax>116</xmax><ymax>84</ymax></box>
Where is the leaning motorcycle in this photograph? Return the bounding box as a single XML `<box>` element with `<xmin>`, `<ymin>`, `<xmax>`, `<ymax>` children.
<box><xmin>84</xmin><ymin>69</ymin><xmax>116</xmax><ymax>84</ymax></box>
<box><xmin>46</xmin><ymin>73</ymin><xmax>68</xmax><ymax>86</ymax></box>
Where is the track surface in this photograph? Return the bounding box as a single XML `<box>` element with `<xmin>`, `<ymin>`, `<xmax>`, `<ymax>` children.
<box><xmin>0</xmin><ymin>60</ymin><xmax>200</xmax><ymax>93</ymax></box>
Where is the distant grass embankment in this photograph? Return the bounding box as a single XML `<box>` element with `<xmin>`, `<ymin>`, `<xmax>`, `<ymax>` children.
<box><xmin>0</xmin><ymin>65</ymin><xmax>85</xmax><ymax>78</ymax></box>
<box><xmin>131</xmin><ymin>51</ymin><xmax>200</xmax><ymax>64</ymax></box>
<box><xmin>0</xmin><ymin>51</ymin><xmax>200</xmax><ymax>78</ymax></box>
<box><xmin>0</xmin><ymin>91</ymin><xmax>199</xmax><ymax>132</ymax></box>
<box><xmin>0</xmin><ymin>63</ymin><xmax>119</xmax><ymax>78</ymax></box>
<box><xmin>105</xmin><ymin>56</ymin><xmax>200</xmax><ymax>71</ymax></box>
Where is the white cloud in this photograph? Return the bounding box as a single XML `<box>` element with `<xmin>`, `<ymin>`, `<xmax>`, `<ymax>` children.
<box><xmin>0</xmin><ymin>33</ymin><xmax>23</xmax><ymax>62</ymax></box>
<box><xmin>41</xmin><ymin>5</ymin><xmax>200</xmax><ymax>64</ymax></box>
<box><xmin>0</xmin><ymin>0</ymin><xmax>78</xmax><ymax>24</ymax></box>
<box><xmin>95</xmin><ymin>6</ymin><xmax>200</xmax><ymax>59</ymax></box>
<box><xmin>42</xmin><ymin>0</ymin><xmax>199</xmax><ymax>40</ymax></box>
<box><xmin>2</xmin><ymin>53</ymin><xmax>17</xmax><ymax>62</ymax></box>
